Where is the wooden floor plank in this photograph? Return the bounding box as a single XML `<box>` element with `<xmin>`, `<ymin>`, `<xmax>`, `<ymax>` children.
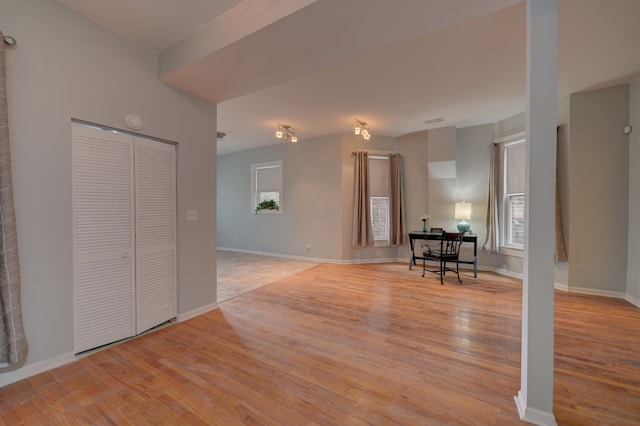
<box><xmin>1</xmin><ymin>262</ymin><xmax>639</xmax><ymax>424</ymax></box>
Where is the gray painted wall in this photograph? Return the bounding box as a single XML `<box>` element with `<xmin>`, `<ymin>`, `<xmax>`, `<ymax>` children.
<box><xmin>569</xmin><ymin>85</ymin><xmax>629</xmax><ymax>292</ymax></box>
<box><xmin>218</xmin><ymin>132</ymin><xmax>409</xmax><ymax>263</ymax></box>
<box><xmin>399</xmin><ymin>131</ymin><xmax>429</xmax><ymax>233</ymax></box>
<box><xmin>456</xmin><ymin>124</ymin><xmax>493</xmax><ymax>266</ymax></box>
<box><xmin>627</xmin><ymin>78</ymin><xmax>640</xmax><ymax>301</ymax></box>
<box><xmin>217</xmin><ymin>134</ymin><xmax>343</xmax><ymax>260</ymax></box>
<box><xmin>2</xmin><ymin>0</ymin><xmax>217</xmax><ymax>368</ymax></box>
<box><xmin>426</xmin><ymin>126</ymin><xmax>457</xmax><ymax>230</ymax></box>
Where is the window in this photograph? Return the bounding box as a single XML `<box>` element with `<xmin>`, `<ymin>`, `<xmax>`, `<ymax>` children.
<box><xmin>251</xmin><ymin>160</ymin><xmax>282</xmax><ymax>213</ymax></box>
<box><xmin>369</xmin><ymin>155</ymin><xmax>390</xmax><ymax>246</ymax></box>
<box><xmin>370</xmin><ymin>196</ymin><xmax>389</xmax><ymax>241</ymax></box>
<box><xmin>501</xmin><ymin>135</ymin><xmax>525</xmax><ymax>250</ymax></box>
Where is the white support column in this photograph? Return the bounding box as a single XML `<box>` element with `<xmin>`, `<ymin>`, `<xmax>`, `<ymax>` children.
<box><xmin>515</xmin><ymin>1</ymin><xmax>558</xmax><ymax>425</ymax></box>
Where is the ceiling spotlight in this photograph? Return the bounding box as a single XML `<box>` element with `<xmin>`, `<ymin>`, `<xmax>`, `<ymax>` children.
<box><xmin>275</xmin><ymin>123</ymin><xmax>297</xmax><ymax>143</ymax></box>
<box><xmin>355</xmin><ymin>119</ymin><xmax>371</xmax><ymax>141</ymax></box>
<box><xmin>3</xmin><ymin>35</ymin><xmax>16</xmax><ymax>47</ymax></box>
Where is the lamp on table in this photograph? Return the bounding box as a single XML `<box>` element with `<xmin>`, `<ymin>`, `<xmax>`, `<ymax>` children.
<box><xmin>454</xmin><ymin>201</ymin><xmax>471</xmax><ymax>233</ymax></box>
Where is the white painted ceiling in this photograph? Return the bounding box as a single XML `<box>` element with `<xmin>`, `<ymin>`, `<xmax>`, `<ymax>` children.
<box><xmin>57</xmin><ymin>0</ymin><xmax>640</xmax><ymax>155</ymax></box>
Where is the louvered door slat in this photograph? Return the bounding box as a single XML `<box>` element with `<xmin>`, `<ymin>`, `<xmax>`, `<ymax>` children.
<box><xmin>134</xmin><ymin>137</ymin><xmax>176</xmax><ymax>334</ymax></box>
<box><xmin>72</xmin><ymin>125</ymin><xmax>135</xmax><ymax>353</ymax></box>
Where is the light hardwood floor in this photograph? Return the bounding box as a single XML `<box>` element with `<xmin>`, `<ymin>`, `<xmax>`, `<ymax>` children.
<box><xmin>217</xmin><ymin>250</ymin><xmax>317</xmax><ymax>302</ymax></box>
<box><xmin>1</xmin><ymin>262</ymin><xmax>639</xmax><ymax>425</ymax></box>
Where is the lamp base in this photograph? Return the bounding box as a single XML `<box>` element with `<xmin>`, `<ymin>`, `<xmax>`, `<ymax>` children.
<box><xmin>457</xmin><ymin>220</ymin><xmax>470</xmax><ymax>233</ymax></box>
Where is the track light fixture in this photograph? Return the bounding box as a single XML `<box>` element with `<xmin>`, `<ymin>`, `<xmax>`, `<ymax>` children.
<box><xmin>355</xmin><ymin>119</ymin><xmax>371</xmax><ymax>140</ymax></box>
<box><xmin>275</xmin><ymin>123</ymin><xmax>298</xmax><ymax>143</ymax></box>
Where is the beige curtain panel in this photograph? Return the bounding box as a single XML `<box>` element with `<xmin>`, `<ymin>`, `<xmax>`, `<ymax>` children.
<box><xmin>555</xmin><ymin>135</ymin><xmax>568</xmax><ymax>262</ymax></box>
<box><xmin>351</xmin><ymin>151</ymin><xmax>374</xmax><ymax>248</ymax></box>
<box><xmin>389</xmin><ymin>154</ymin><xmax>406</xmax><ymax>246</ymax></box>
<box><xmin>0</xmin><ymin>31</ymin><xmax>28</xmax><ymax>368</ymax></box>
<box><xmin>483</xmin><ymin>143</ymin><xmax>500</xmax><ymax>252</ymax></box>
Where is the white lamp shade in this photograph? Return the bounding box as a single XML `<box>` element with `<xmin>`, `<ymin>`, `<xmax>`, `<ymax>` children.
<box><xmin>454</xmin><ymin>202</ymin><xmax>472</xmax><ymax>220</ymax></box>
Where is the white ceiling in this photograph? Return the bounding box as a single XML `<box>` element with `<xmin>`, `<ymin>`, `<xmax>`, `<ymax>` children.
<box><xmin>57</xmin><ymin>0</ymin><xmax>640</xmax><ymax>155</ymax></box>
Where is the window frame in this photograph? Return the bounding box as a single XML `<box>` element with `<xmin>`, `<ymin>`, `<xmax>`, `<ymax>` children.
<box><xmin>370</xmin><ymin>196</ymin><xmax>390</xmax><ymax>243</ymax></box>
<box><xmin>368</xmin><ymin>154</ymin><xmax>391</xmax><ymax>247</ymax></box>
<box><xmin>251</xmin><ymin>160</ymin><xmax>283</xmax><ymax>214</ymax></box>
<box><xmin>498</xmin><ymin>133</ymin><xmax>526</xmax><ymax>255</ymax></box>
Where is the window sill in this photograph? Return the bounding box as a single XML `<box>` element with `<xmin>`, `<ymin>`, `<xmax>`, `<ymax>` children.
<box><xmin>254</xmin><ymin>210</ymin><xmax>282</xmax><ymax>215</ymax></box>
<box><xmin>500</xmin><ymin>246</ymin><xmax>523</xmax><ymax>258</ymax></box>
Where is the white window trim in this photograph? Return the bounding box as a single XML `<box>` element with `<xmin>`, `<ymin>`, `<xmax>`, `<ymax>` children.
<box><xmin>498</xmin><ymin>132</ymin><xmax>526</xmax><ymax>257</ymax></box>
<box><xmin>251</xmin><ymin>160</ymin><xmax>283</xmax><ymax>214</ymax></box>
<box><xmin>368</xmin><ymin>154</ymin><xmax>391</xmax><ymax>247</ymax></box>
<box><xmin>370</xmin><ymin>196</ymin><xmax>390</xmax><ymax>243</ymax></box>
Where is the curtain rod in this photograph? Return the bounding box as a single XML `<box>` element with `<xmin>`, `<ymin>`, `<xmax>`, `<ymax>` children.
<box><xmin>351</xmin><ymin>150</ymin><xmax>400</xmax><ymax>156</ymax></box>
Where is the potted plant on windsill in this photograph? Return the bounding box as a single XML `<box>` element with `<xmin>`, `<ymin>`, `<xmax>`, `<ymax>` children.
<box><xmin>255</xmin><ymin>199</ymin><xmax>279</xmax><ymax>213</ymax></box>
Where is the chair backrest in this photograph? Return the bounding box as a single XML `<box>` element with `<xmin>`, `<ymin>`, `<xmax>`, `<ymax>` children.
<box><xmin>441</xmin><ymin>232</ymin><xmax>464</xmax><ymax>255</ymax></box>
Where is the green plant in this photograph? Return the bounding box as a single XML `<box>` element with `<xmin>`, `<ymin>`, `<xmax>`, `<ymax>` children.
<box><xmin>255</xmin><ymin>199</ymin><xmax>279</xmax><ymax>213</ymax></box>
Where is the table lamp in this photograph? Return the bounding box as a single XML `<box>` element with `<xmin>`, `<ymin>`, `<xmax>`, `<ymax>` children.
<box><xmin>454</xmin><ymin>201</ymin><xmax>471</xmax><ymax>233</ymax></box>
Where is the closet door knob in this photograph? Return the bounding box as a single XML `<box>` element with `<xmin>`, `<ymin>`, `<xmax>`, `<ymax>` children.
<box><xmin>122</xmin><ymin>252</ymin><xmax>129</xmax><ymax>259</ymax></box>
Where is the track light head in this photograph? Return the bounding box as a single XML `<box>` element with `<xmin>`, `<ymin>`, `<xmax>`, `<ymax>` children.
<box><xmin>355</xmin><ymin>119</ymin><xmax>371</xmax><ymax>141</ymax></box>
<box><xmin>275</xmin><ymin>123</ymin><xmax>298</xmax><ymax>143</ymax></box>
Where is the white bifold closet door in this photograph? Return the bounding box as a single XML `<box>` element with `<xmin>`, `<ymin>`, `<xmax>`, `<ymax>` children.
<box><xmin>72</xmin><ymin>125</ymin><xmax>176</xmax><ymax>353</ymax></box>
<box><xmin>133</xmin><ymin>137</ymin><xmax>176</xmax><ymax>335</ymax></box>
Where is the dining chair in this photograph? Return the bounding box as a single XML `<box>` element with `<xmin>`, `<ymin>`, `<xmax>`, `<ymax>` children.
<box><xmin>422</xmin><ymin>231</ymin><xmax>464</xmax><ymax>284</ymax></box>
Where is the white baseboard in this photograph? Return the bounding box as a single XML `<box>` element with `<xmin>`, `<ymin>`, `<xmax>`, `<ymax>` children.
<box><xmin>218</xmin><ymin>246</ymin><xmax>412</xmax><ymax>265</ymax></box>
<box><xmin>218</xmin><ymin>246</ymin><xmax>341</xmax><ymax>264</ymax></box>
<box><xmin>554</xmin><ymin>282</ymin><xmax>569</xmax><ymax>292</ymax></box>
<box><xmin>488</xmin><ymin>267</ymin><xmax>522</xmax><ymax>279</ymax></box>
<box><xmin>626</xmin><ymin>293</ymin><xmax>640</xmax><ymax>309</ymax></box>
<box><xmin>514</xmin><ymin>391</ymin><xmax>558</xmax><ymax>426</ymax></box>
<box><xmin>565</xmin><ymin>286</ymin><xmax>627</xmax><ymax>300</ymax></box>
<box><xmin>0</xmin><ymin>351</ymin><xmax>76</xmax><ymax>388</ymax></box>
<box><xmin>178</xmin><ymin>302</ymin><xmax>219</xmax><ymax>323</ymax></box>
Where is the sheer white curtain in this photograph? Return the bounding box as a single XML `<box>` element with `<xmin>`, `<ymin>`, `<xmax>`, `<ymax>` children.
<box><xmin>0</xmin><ymin>32</ymin><xmax>28</xmax><ymax>367</ymax></box>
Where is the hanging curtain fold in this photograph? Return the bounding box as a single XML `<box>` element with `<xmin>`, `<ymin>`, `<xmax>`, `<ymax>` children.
<box><xmin>483</xmin><ymin>143</ymin><xmax>500</xmax><ymax>252</ymax></box>
<box><xmin>0</xmin><ymin>31</ymin><xmax>28</xmax><ymax>368</ymax></box>
<box><xmin>352</xmin><ymin>151</ymin><xmax>374</xmax><ymax>247</ymax></box>
<box><xmin>389</xmin><ymin>154</ymin><xmax>406</xmax><ymax>246</ymax></box>
<box><xmin>555</xmin><ymin>134</ymin><xmax>568</xmax><ymax>261</ymax></box>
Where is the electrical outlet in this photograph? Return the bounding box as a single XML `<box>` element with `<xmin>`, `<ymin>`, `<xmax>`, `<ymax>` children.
<box><xmin>186</xmin><ymin>210</ymin><xmax>198</xmax><ymax>222</ymax></box>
